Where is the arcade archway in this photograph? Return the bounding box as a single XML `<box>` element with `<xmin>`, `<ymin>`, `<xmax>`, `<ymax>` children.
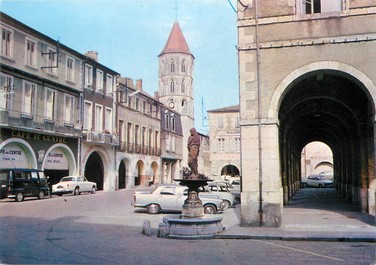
<box><xmin>279</xmin><ymin>69</ymin><xmax>375</xmax><ymax>212</ymax></box>
<box><xmin>221</xmin><ymin>164</ymin><xmax>240</xmax><ymax>177</ymax></box>
<box><xmin>85</xmin><ymin>152</ymin><xmax>104</xmax><ymax>190</ymax></box>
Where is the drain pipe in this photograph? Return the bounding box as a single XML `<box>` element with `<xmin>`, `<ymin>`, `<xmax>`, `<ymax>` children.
<box><xmin>254</xmin><ymin>0</ymin><xmax>263</xmax><ymax>226</ymax></box>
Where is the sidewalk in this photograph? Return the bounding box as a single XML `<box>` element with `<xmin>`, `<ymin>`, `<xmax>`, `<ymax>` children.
<box><xmin>218</xmin><ymin>188</ymin><xmax>376</xmax><ymax>242</ymax></box>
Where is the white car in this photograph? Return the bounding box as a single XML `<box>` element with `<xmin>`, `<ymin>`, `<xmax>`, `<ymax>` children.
<box><xmin>52</xmin><ymin>176</ymin><xmax>97</xmax><ymax>196</ymax></box>
<box><xmin>302</xmin><ymin>175</ymin><xmax>333</xmax><ymax>188</ymax></box>
<box><xmin>199</xmin><ymin>182</ymin><xmax>236</xmax><ymax>209</ymax></box>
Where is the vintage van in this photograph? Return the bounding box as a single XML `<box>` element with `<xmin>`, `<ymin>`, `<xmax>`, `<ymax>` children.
<box><xmin>0</xmin><ymin>168</ymin><xmax>49</xmax><ymax>202</ymax></box>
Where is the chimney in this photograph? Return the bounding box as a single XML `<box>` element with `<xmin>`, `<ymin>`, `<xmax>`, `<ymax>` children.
<box><xmin>85</xmin><ymin>51</ymin><xmax>98</xmax><ymax>62</ymax></box>
<box><xmin>136</xmin><ymin>79</ymin><xmax>142</xmax><ymax>90</ymax></box>
<box><xmin>154</xmin><ymin>91</ymin><xmax>159</xmax><ymax>101</ymax></box>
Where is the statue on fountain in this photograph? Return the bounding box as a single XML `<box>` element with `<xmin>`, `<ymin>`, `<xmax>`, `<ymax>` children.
<box><xmin>188</xmin><ymin>127</ymin><xmax>200</xmax><ymax>176</ymax></box>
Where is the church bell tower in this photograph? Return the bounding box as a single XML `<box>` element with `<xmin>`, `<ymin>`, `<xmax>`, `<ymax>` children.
<box><xmin>158</xmin><ymin>21</ymin><xmax>195</xmax><ymax>167</ymax></box>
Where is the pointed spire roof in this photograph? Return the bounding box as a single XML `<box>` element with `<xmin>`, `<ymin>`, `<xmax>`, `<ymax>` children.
<box><xmin>159</xmin><ymin>21</ymin><xmax>194</xmax><ymax>57</ymax></box>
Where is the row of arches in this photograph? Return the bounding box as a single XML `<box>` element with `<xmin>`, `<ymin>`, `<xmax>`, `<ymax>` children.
<box><xmin>0</xmin><ymin>137</ymin><xmax>160</xmax><ymax>191</ymax></box>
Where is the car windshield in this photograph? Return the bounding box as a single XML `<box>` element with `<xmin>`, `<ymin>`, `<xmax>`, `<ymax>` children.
<box><xmin>61</xmin><ymin>177</ymin><xmax>75</xmax><ymax>182</ymax></box>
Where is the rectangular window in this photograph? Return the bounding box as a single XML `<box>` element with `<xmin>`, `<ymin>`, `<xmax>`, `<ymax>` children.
<box><xmin>45</xmin><ymin>88</ymin><xmax>56</xmax><ymax>120</ymax></box>
<box><xmin>127</xmin><ymin>123</ymin><xmax>132</xmax><ymax>143</ymax></box>
<box><xmin>148</xmin><ymin>129</ymin><xmax>153</xmax><ymax>148</ymax></box>
<box><xmin>95</xmin><ymin>104</ymin><xmax>103</xmax><ymax>132</ymax></box>
<box><xmin>142</xmin><ymin>101</ymin><xmax>146</xmax><ymax>113</ymax></box>
<box><xmin>96</xmin><ymin>69</ymin><xmax>104</xmax><ymax>92</ymax></box>
<box><xmin>25</xmin><ymin>39</ymin><xmax>36</xmax><ymax>67</ymax></box>
<box><xmin>155</xmin><ymin>131</ymin><xmax>159</xmax><ymax>150</ymax></box>
<box><xmin>1</xmin><ymin>28</ymin><xmax>12</xmax><ymax>57</ymax></box>
<box><xmin>302</xmin><ymin>0</ymin><xmax>341</xmax><ymax>14</ymax></box>
<box><xmin>135</xmin><ymin>98</ymin><xmax>139</xmax><ymax>111</ymax></box>
<box><xmin>218</xmin><ymin>117</ymin><xmax>224</xmax><ymax>129</ymax></box>
<box><xmin>66</xmin><ymin>57</ymin><xmax>75</xmax><ymax>81</ymax></box>
<box><xmin>165</xmin><ymin>113</ymin><xmax>169</xmax><ymax>129</ymax></box>
<box><xmin>85</xmin><ymin>64</ymin><xmax>93</xmax><ymax>88</ymax></box>
<box><xmin>218</xmin><ymin>138</ymin><xmax>225</xmax><ymax>152</ymax></box>
<box><xmin>142</xmin><ymin>127</ymin><xmax>146</xmax><ymax>147</ymax></box>
<box><xmin>106</xmin><ymin>74</ymin><xmax>113</xmax><ymax>95</ymax></box>
<box><xmin>23</xmin><ymin>81</ymin><xmax>36</xmax><ymax>115</ymax></box>
<box><xmin>84</xmin><ymin>101</ymin><xmax>92</xmax><ymax>130</ymax></box>
<box><xmin>105</xmin><ymin>107</ymin><xmax>112</xmax><ymax>133</ymax></box>
<box><xmin>0</xmin><ymin>74</ymin><xmax>13</xmax><ymax>111</ymax></box>
<box><xmin>135</xmin><ymin>125</ymin><xmax>140</xmax><ymax>145</ymax></box>
<box><xmin>171</xmin><ymin>115</ymin><xmax>175</xmax><ymax>131</ymax></box>
<box><xmin>64</xmin><ymin>94</ymin><xmax>74</xmax><ymax>124</ymax></box>
<box><xmin>46</xmin><ymin>47</ymin><xmax>57</xmax><ymax>74</ymax></box>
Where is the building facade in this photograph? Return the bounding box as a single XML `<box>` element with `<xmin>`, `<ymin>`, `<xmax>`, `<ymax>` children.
<box><xmin>160</xmin><ymin>105</ymin><xmax>183</xmax><ymax>183</ymax></box>
<box><xmin>0</xmin><ymin>13</ymin><xmax>82</xmax><ymax>186</ymax></box>
<box><xmin>158</xmin><ymin>22</ymin><xmax>195</xmax><ymax>169</ymax></box>
<box><xmin>207</xmin><ymin>105</ymin><xmax>241</xmax><ymax>179</ymax></box>
<box><xmin>81</xmin><ymin>51</ymin><xmax>120</xmax><ymax>191</ymax></box>
<box><xmin>0</xmin><ymin>13</ymin><xmax>169</xmax><ymax>192</ymax></box>
<box><xmin>115</xmin><ymin>77</ymin><xmax>162</xmax><ymax>188</ymax></box>
<box><xmin>237</xmin><ymin>0</ymin><xmax>376</xmax><ymax>226</ymax></box>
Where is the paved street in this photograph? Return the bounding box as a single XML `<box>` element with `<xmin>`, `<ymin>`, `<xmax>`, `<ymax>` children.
<box><xmin>0</xmin><ymin>187</ymin><xmax>375</xmax><ymax>264</ymax></box>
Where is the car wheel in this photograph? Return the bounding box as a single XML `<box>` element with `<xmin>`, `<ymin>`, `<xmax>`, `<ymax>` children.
<box><xmin>204</xmin><ymin>205</ymin><xmax>217</xmax><ymax>214</ymax></box>
<box><xmin>222</xmin><ymin>200</ymin><xmax>231</xmax><ymax>210</ymax></box>
<box><xmin>318</xmin><ymin>184</ymin><xmax>323</xmax><ymax>188</ymax></box>
<box><xmin>90</xmin><ymin>186</ymin><xmax>96</xmax><ymax>194</ymax></box>
<box><xmin>15</xmin><ymin>192</ymin><xmax>24</xmax><ymax>202</ymax></box>
<box><xmin>147</xmin><ymin>204</ymin><xmax>160</xmax><ymax>214</ymax></box>
<box><xmin>38</xmin><ymin>191</ymin><xmax>45</xmax><ymax>199</ymax></box>
<box><xmin>73</xmin><ymin>187</ymin><xmax>80</xmax><ymax>195</ymax></box>
<box><xmin>58</xmin><ymin>194</ymin><xmax>63</xmax><ymax>197</ymax></box>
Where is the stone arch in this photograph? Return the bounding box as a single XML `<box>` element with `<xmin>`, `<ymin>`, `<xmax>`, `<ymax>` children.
<box><xmin>82</xmin><ymin>149</ymin><xmax>110</xmax><ymax>190</ymax></box>
<box><xmin>42</xmin><ymin>143</ymin><xmax>76</xmax><ymax>175</ymax></box>
<box><xmin>0</xmin><ymin>138</ymin><xmax>37</xmax><ymax>168</ymax></box>
<box><xmin>118</xmin><ymin>157</ymin><xmax>130</xmax><ymax>189</ymax></box>
<box><xmin>268</xmin><ymin>61</ymin><xmax>376</xmax><ymax>120</ymax></box>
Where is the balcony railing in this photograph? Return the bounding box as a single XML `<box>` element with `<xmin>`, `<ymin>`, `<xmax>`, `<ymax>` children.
<box><xmin>117</xmin><ymin>141</ymin><xmax>160</xmax><ymax>156</ymax></box>
<box><xmin>0</xmin><ymin>110</ymin><xmax>81</xmax><ymax>136</ymax></box>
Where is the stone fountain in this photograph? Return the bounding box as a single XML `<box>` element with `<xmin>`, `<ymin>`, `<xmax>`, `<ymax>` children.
<box><xmin>158</xmin><ymin>168</ymin><xmax>224</xmax><ymax>239</ymax></box>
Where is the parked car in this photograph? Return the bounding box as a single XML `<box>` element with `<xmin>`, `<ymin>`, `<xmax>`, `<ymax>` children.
<box><xmin>302</xmin><ymin>175</ymin><xmax>333</xmax><ymax>188</ymax></box>
<box><xmin>199</xmin><ymin>182</ymin><xmax>236</xmax><ymax>209</ymax></box>
<box><xmin>52</xmin><ymin>176</ymin><xmax>97</xmax><ymax>196</ymax></box>
<box><xmin>0</xmin><ymin>168</ymin><xmax>49</xmax><ymax>202</ymax></box>
<box><xmin>132</xmin><ymin>184</ymin><xmax>225</xmax><ymax>214</ymax></box>
<box><xmin>221</xmin><ymin>178</ymin><xmax>241</xmax><ymax>203</ymax></box>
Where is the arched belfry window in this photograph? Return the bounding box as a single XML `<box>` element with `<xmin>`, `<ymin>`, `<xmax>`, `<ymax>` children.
<box><xmin>170</xmin><ymin>79</ymin><xmax>175</xmax><ymax>93</ymax></box>
<box><xmin>181</xmin><ymin>99</ymin><xmax>188</xmax><ymax>114</ymax></box>
<box><xmin>181</xmin><ymin>79</ymin><xmax>185</xmax><ymax>94</ymax></box>
<box><xmin>181</xmin><ymin>60</ymin><xmax>186</xmax><ymax>73</ymax></box>
<box><xmin>170</xmin><ymin>58</ymin><xmax>175</xmax><ymax>73</ymax></box>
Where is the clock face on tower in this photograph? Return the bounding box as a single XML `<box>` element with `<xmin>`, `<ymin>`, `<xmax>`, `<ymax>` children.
<box><xmin>169</xmin><ymin>101</ymin><xmax>175</xmax><ymax>108</ymax></box>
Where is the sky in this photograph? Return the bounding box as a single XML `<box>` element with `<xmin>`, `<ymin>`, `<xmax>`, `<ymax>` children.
<box><xmin>1</xmin><ymin>0</ymin><xmax>239</xmax><ymax>134</ymax></box>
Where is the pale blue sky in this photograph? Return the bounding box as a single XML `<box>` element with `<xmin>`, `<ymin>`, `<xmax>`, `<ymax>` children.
<box><xmin>1</xmin><ymin>0</ymin><xmax>239</xmax><ymax>134</ymax></box>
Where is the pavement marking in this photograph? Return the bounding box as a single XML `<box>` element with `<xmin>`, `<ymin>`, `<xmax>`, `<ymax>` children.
<box><xmin>254</xmin><ymin>240</ymin><xmax>345</xmax><ymax>262</ymax></box>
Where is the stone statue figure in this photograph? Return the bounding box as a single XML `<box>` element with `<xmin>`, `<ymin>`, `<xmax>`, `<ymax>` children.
<box><xmin>187</xmin><ymin>128</ymin><xmax>200</xmax><ymax>175</ymax></box>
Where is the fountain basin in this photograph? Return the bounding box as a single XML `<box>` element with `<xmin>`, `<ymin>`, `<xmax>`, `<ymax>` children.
<box><xmin>159</xmin><ymin>215</ymin><xmax>224</xmax><ymax>239</ymax></box>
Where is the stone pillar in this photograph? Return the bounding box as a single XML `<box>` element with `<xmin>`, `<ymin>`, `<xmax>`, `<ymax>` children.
<box><xmin>240</xmin><ymin>124</ymin><xmax>282</xmax><ymax>227</ymax></box>
<box><xmin>360</xmin><ymin>188</ymin><xmax>368</xmax><ymax>213</ymax></box>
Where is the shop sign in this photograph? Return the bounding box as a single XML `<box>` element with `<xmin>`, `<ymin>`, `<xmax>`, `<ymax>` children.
<box><xmin>0</xmin><ymin>143</ymin><xmax>29</xmax><ymax>168</ymax></box>
<box><xmin>11</xmin><ymin>130</ymin><xmax>67</xmax><ymax>143</ymax></box>
<box><xmin>44</xmin><ymin>149</ymin><xmax>68</xmax><ymax>170</ymax></box>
